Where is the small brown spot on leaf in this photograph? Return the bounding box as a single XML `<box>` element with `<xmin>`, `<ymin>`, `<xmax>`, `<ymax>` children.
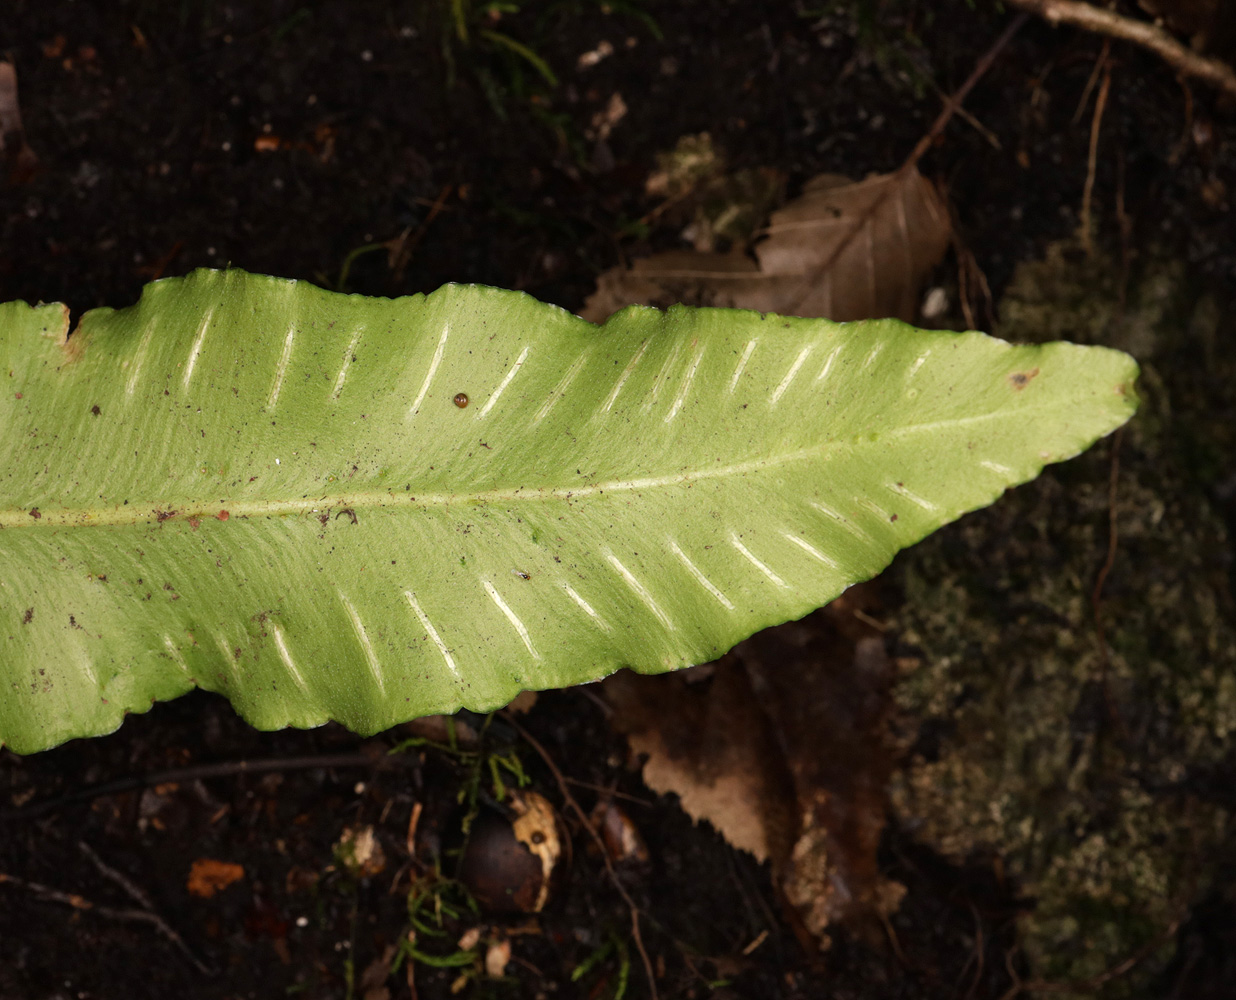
<box><xmin>216</xmin><ymin>510</ymin><xmax>230</xmax><ymax>520</ymax></box>
<box><xmin>28</xmin><ymin>508</ymin><xmax>40</xmax><ymax>519</ymax></box>
<box><xmin>155</xmin><ymin>510</ymin><xmax>176</xmax><ymax>522</ymax></box>
<box><xmin>90</xmin><ymin>404</ymin><xmax>101</xmax><ymax>416</ymax></box>
<box><xmin>454</xmin><ymin>392</ymin><xmax>469</xmax><ymax>408</ymax></box>
<box><xmin>1008</xmin><ymin>367</ymin><xmax>1040</xmax><ymax>390</ymax></box>
<box><xmin>22</xmin><ymin>608</ymin><xmax>33</xmax><ymax>625</ymax></box>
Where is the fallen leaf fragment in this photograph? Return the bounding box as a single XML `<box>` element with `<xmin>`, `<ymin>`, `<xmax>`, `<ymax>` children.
<box><xmin>485</xmin><ymin>938</ymin><xmax>512</xmax><ymax>977</ymax></box>
<box><xmin>582</xmin><ymin>168</ymin><xmax>949</xmax><ymax>323</ymax></box>
<box><xmin>335</xmin><ymin>824</ymin><xmax>387</xmax><ymax>878</ymax></box>
<box><xmin>590</xmin><ymin>798</ymin><xmax>650</xmax><ymax>865</ymax></box>
<box><xmin>577</xmin><ymin>39</ymin><xmax>614</xmax><ymax>69</ymax></box>
<box><xmin>503</xmin><ymin>690</ymin><xmax>538</xmax><ymax>715</ymax></box>
<box><xmin>187</xmin><ymin>858</ymin><xmax>245</xmax><ymax>899</ymax></box>
<box><xmin>606</xmin><ymin>661</ymin><xmax>794</xmax><ymax>863</ymax></box>
<box><xmin>605</xmin><ymin>584</ymin><xmax>905</xmax><ymax>945</ymax></box>
<box><xmin>588</xmin><ymin>92</ymin><xmax>627</xmax><ymax>142</ymax></box>
<box><xmin>401</xmin><ymin>713</ymin><xmax>479</xmax><ymax>749</ymax></box>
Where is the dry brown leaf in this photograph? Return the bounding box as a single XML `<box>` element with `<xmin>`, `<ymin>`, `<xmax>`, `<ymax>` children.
<box><xmin>590</xmin><ymin>798</ymin><xmax>651</xmax><ymax>865</ymax></box>
<box><xmin>503</xmin><ymin>690</ymin><xmax>538</xmax><ymax>715</ymax></box>
<box><xmin>581</xmin><ymin>168</ymin><xmax>949</xmax><ymax>324</ymax></box>
<box><xmin>484</xmin><ymin>938</ymin><xmax>512</xmax><ymax>977</ymax></box>
<box><xmin>186</xmin><ymin>857</ymin><xmax>245</xmax><ymax>899</ymax></box>
<box><xmin>605</xmin><ymin>660</ymin><xmax>795</xmax><ymax>864</ymax></box>
<box><xmin>605</xmin><ymin>585</ymin><xmax>904</xmax><ymax>945</ymax></box>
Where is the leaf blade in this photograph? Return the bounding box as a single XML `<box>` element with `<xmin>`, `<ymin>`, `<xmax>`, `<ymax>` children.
<box><xmin>0</xmin><ymin>270</ymin><xmax>1138</xmax><ymax>752</ymax></box>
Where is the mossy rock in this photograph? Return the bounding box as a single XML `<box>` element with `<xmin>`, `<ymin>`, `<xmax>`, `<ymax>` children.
<box><xmin>890</xmin><ymin>242</ymin><xmax>1236</xmax><ymax>992</ymax></box>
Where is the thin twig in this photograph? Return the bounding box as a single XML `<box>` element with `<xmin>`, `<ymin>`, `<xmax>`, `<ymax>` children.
<box><xmin>2</xmin><ymin>751</ymin><xmax>392</xmax><ymax>822</ymax></box>
<box><xmin>1006</xmin><ymin>0</ymin><xmax>1236</xmax><ymax>101</ymax></box>
<box><xmin>1079</xmin><ymin>46</ymin><xmax>1112</xmax><ymax>256</ymax></box>
<box><xmin>390</xmin><ymin>182</ymin><xmax>453</xmax><ymax>284</ymax></box>
<box><xmin>930</xmin><ymin>77</ymin><xmax>1002</xmax><ymax>149</ymax></box>
<box><xmin>0</xmin><ymin>869</ymin><xmax>216</xmax><ymax>975</ymax></box>
<box><xmin>78</xmin><ymin>841</ymin><xmax>215</xmax><ymax>975</ymax></box>
<box><xmin>956</xmin><ymin>231</ymin><xmax>976</xmax><ymax>330</ymax></box>
<box><xmin>963</xmin><ymin>902</ymin><xmax>986</xmax><ymax>1000</ymax></box>
<box><xmin>79</xmin><ymin>840</ymin><xmax>159</xmax><ymax>911</ymax></box>
<box><xmin>785</xmin><ymin>13</ymin><xmax>1029</xmax><ymax>312</ymax></box>
<box><xmin>1072</xmin><ymin>41</ymin><xmax>1109</xmax><ymax>124</ymax></box>
<box><xmin>1091</xmin><ymin>426</ymin><xmax>1130</xmax><ymax>741</ymax></box>
<box><xmin>502</xmin><ymin>713</ymin><xmax>659</xmax><ymax>1000</ymax></box>
<box><xmin>563</xmin><ymin>776</ymin><xmax>653</xmax><ymax>806</ymax></box>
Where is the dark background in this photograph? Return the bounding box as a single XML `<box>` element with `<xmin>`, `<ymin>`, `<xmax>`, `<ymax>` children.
<box><xmin>1</xmin><ymin>2</ymin><xmax>1234</xmax><ymax>998</ymax></box>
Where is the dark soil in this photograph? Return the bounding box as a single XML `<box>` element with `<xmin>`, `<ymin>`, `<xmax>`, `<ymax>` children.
<box><xmin>2</xmin><ymin>2</ymin><xmax>1234</xmax><ymax>999</ymax></box>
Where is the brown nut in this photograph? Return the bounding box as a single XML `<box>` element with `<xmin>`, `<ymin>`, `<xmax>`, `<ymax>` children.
<box><xmin>459</xmin><ymin>790</ymin><xmax>562</xmax><ymax>914</ymax></box>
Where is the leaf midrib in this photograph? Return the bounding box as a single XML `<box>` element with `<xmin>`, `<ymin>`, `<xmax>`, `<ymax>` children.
<box><xmin>0</xmin><ymin>405</ymin><xmax>1057</xmax><ymax>530</ymax></box>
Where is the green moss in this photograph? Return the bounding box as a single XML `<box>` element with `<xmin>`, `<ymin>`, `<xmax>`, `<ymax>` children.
<box><xmin>890</xmin><ymin>241</ymin><xmax>1236</xmax><ymax>993</ymax></box>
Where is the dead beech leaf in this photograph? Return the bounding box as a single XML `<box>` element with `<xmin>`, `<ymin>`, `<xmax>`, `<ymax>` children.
<box><xmin>186</xmin><ymin>857</ymin><xmax>245</xmax><ymax>899</ymax></box>
<box><xmin>605</xmin><ymin>584</ymin><xmax>904</xmax><ymax>945</ymax></box>
<box><xmin>581</xmin><ymin>168</ymin><xmax>949</xmax><ymax>324</ymax></box>
<box><xmin>605</xmin><ymin>661</ymin><xmax>795</xmax><ymax>864</ymax></box>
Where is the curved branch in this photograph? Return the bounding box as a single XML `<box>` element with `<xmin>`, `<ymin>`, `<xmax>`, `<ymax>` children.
<box><xmin>1007</xmin><ymin>0</ymin><xmax>1236</xmax><ymax>101</ymax></box>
